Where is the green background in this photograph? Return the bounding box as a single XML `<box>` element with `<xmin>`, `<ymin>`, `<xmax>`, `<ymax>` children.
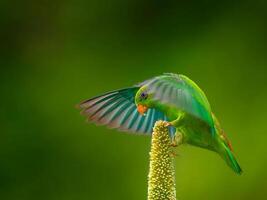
<box><xmin>1</xmin><ymin>0</ymin><xmax>267</xmax><ymax>199</ymax></box>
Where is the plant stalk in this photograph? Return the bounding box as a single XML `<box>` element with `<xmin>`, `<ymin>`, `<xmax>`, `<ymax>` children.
<box><xmin>147</xmin><ymin>120</ymin><xmax>177</xmax><ymax>200</ymax></box>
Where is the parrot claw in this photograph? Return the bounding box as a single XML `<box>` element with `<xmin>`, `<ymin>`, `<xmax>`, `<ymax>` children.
<box><xmin>170</xmin><ymin>141</ymin><xmax>178</xmax><ymax>147</ymax></box>
<box><xmin>169</xmin><ymin>150</ymin><xmax>177</xmax><ymax>157</ymax></box>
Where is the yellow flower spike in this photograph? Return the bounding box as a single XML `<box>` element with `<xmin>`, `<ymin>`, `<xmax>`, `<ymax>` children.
<box><xmin>148</xmin><ymin>120</ymin><xmax>177</xmax><ymax>200</ymax></box>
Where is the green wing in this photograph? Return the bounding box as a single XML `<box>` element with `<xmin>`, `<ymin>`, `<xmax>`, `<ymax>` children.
<box><xmin>78</xmin><ymin>87</ymin><xmax>175</xmax><ymax>136</ymax></box>
<box><xmin>138</xmin><ymin>73</ymin><xmax>215</xmax><ymax>135</ymax></box>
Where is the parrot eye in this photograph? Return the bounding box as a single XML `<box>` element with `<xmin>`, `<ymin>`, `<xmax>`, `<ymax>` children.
<box><xmin>140</xmin><ymin>92</ymin><xmax>148</xmax><ymax>99</ymax></box>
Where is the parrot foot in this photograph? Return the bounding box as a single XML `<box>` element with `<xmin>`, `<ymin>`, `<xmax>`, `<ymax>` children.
<box><xmin>169</xmin><ymin>150</ymin><xmax>177</xmax><ymax>157</ymax></box>
<box><xmin>170</xmin><ymin>131</ymin><xmax>183</xmax><ymax>147</ymax></box>
<box><xmin>170</xmin><ymin>141</ymin><xmax>178</xmax><ymax>147</ymax></box>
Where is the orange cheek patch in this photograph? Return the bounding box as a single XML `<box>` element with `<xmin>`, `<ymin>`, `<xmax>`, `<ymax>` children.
<box><xmin>137</xmin><ymin>104</ymin><xmax>148</xmax><ymax>115</ymax></box>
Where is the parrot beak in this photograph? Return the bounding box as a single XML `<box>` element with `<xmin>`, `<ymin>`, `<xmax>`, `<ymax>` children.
<box><xmin>137</xmin><ymin>104</ymin><xmax>148</xmax><ymax>116</ymax></box>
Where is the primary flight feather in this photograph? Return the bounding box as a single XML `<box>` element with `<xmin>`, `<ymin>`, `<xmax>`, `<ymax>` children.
<box><xmin>78</xmin><ymin>73</ymin><xmax>242</xmax><ymax>174</ymax></box>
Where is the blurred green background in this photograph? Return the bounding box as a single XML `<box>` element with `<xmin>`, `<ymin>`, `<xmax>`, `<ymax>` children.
<box><xmin>1</xmin><ymin>0</ymin><xmax>267</xmax><ymax>199</ymax></box>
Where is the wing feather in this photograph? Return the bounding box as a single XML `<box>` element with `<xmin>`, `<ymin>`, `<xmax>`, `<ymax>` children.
<box><xmin>78</xmin><ymin>87</ymin><xmax>172</xmax><ymax>135</ymax></box>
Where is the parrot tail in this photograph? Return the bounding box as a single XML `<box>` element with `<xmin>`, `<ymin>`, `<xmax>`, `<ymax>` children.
<box><xmin>220</xmin><ymin>142</ymin><xmax>242</xmax><ymax>175</ymax></box>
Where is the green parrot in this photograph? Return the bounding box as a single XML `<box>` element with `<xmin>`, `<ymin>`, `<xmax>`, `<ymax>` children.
<box><xmin>78</xmin><ymin>73</ymin><xmax>242</xmax><ymax>174</ymax></box>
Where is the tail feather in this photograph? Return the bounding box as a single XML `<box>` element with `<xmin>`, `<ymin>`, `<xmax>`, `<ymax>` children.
<box><xmin>220</xmin><ymin>143</ymin><xmax>242</xmax><ymax>174</ymax></box>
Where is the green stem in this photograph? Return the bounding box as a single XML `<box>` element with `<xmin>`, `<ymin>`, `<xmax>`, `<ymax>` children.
<box><xmin>148</xmin><ymin>120</ymin><xmax>176</xmax><ymax>200</ymax></box>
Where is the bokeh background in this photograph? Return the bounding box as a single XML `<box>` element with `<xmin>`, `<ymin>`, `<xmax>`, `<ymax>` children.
<box><xmin>1</xmin><ymin>0</ymin><xmax>267</xmax><ymax>199</ymax></box>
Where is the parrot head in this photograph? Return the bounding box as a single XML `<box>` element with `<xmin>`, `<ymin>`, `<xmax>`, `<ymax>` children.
<box><xmin>135</xmin><ymin>86</ymin><xmax>154</xmax><ymax>116</ymax></box>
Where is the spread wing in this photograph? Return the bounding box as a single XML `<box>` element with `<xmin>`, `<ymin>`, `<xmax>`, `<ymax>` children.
<box><xmin>78</xmin><ymin>87</ymin><xmax>175</xmax><ymax>136</ymax></box>
<box><xmin>138</xmin><ymin>73</ymin><xmax>215</xmax><ymax>135</ymax></box>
